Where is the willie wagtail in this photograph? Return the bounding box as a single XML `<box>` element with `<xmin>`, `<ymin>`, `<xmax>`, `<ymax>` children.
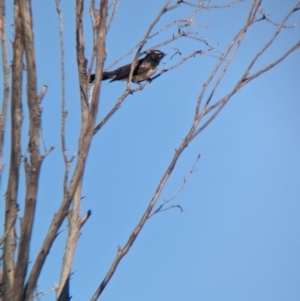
<box><xmin>89</xmin><ymin>49</ymin><xmax>166</xmax><ymax>84</ymax></box>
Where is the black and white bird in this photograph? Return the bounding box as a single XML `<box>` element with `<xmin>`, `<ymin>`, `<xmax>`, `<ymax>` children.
<box><xmin>89</xmin><ymin>49</ymin><xmax>166</xmax><ymax>84</ymax></box>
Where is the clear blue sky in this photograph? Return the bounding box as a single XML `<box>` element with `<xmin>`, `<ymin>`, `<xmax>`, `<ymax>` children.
<box><xmin>1</xmin><ymin>1</ymin><xmax>300</xmax><ymax>300</ymax></box>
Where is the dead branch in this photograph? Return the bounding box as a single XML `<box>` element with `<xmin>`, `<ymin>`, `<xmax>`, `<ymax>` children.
<box><xmin>193</xmin><ymin>2</ymin><xmax>300</xmax><ymax>138</ymax></box>
<box><xmin>241</xmin><ymin>1</ymin><xmax>300</xmax><ymax>82</ymax></box>
<box><xmin>189</xmin><ymin>1</ymin><xmax>300</xmax><ymax>140</ymax></box>
<box><xmin>90</xmin><ymin>133</ymin><xmax>190</xmax><ymax>301</ymax></box>
<box><xmin>0</xmin><ymin>0</ymin><xmax>9</xmax><ymax>176</ymax></box>
<box><xmin>88</xmin><ymin>0</ymin><xmax>118</xmax><ymax>77</ymax></box>
<box><xmin>149</xmin><ymin>153</ymin><xmax>201</xmax><ymax>218</ymax></box>
<box><xmin>106</xmin><ymin>0</ymin><xmax>118</xmax><ymax>32</ymax></box>
<box><xmin>259</xmin><ymin>8</ymin><xmax>299</xmax><ymax>29</ymax></box>
<box><xmin>244</xmin><ymin>41</ymin><xmax>300</xmax><ymax>83</ymax></box>
<box><xmin>87</xmin><ymin>0</ymin><xmax>97</xmax><ymax>83</ymax></box>
<box><xmin>55</xmin><ymin>0</ymin><xmax>70</xmax><ymax>197</ymax></box>
<box><xmin>151</xmin><ymin>204</ymin><xmax>184</xmax><ymax>216</ymax></box>
<box><xmin>40</xmin><ymin>145</ymin><xmax>55</xmax><ymax>160</ymax></box>
<box><xmin>32</xmin><ymin>283</ymin><xmax>59</xmax><ymax>300</ymax></box>
<box><xmin>14</xmin><ymin>0</ymin><xmax>42</xmax><ymax>299</ymax></box>
<box><xmin>57</xmin><ymin>0</ymin><xmax>106</xmax><ymax>295</ymax></box>
<box><xmin>24</xmin><ymin>1</ymin><xmax>108</xmax><ymax>300</ymax></box>
<box><xmin>183</xmin><ymin>0</ymin><xmax>245</xmax><ymax>9</ymax></box>
<box><xmin>194</xmin><ymin>0</ymin><xmax>262</xmax><ymax>116</ymax></box>
<box><xmin>57</xmin><ymin>179</ymin><xmax>84</xmax><ymax>299</ymax></box>
<box><xmin>2</xmin><ymin>1</ymin><xmax>23</xmax><ymax>300</ymax></box>
<box><xmin>148</xmin><ymin>154</ymin><xmax>201</xmax><ymax>218</ymax></box>
<box><xmin>37</xmin><ymin>85</ymin><xmax>48</xmax><ymax>104</ymax></box>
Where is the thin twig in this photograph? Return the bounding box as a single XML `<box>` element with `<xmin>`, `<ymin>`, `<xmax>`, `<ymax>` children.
<box><xmin>87</xmin><ymin>0</ymin><xmax>97</xmax><ymax>82</ymax></box>
<box><xmin>37</xmin><ymin>84</ymin><xmax>47</xmax><ymax>103</ymax></box>
<box><xmin>149</xmin><ymin>153</ymin><xmax>201</xmax><ymax>218</ymax></box>
<box><xmin>194</xmin><ymin>0</ymin><xmax>262</xmax><ymax>117</ymax></box>
<box><xmin>244</xmin><ymin>41</ymin><xmax>300</xmax><ymax>83</ymax></box>
<box><xmin>33</xmin><ymin>283</ymin><xmax>58</xmax><ymax>300</ymax></box>
<box><xmin>55</xmin><ymin>0</ymin><xmax>71</xmax><ymax>196</ymax></box>
<box><xmin>259</xmin><ymin>8</ymin><xmax>299</xmax><ymax>29</ymax></box>
<box><xmin>106</xmin><ymin>0</ymin><xmax>118</xmax><ymax>32</ymax></box>
<box><xmin>183</xmin><ymin>0</ymin><xmax>244</xmax><ymax>9</ymax></box>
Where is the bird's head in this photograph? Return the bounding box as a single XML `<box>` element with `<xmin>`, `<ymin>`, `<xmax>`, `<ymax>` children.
<box><xmin>146</xmin><ymin>49</ymin><xmax>166</xmax><ymax>62</ymax></box>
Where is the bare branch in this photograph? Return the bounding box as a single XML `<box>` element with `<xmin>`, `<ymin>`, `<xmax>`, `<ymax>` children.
<box><xmin>183</xmin><ymin>0</ymin><xmax>245</xmax><ymax>9</ymax></box>
<box><xmin>90</xmin><ymin>134</ymin><xmax>191</xmax><ymax>300</ymax></box>
<box><xmin>259</xmin><ymin>7</ymin><xmax>299</xmax><ymax>29</ymax></box>
<box><xmin>191</xmin><ymin>1</ymin><xmax>300</xmax><ymax>139</ymax></box>
<box><xmin>195</xmin><ymin>0</ymin><xmax>262</xmax><ymax>116</ymax></box>
<box><xmin>87</xmin><ymin>0</ymin><xmax>97</xmax><ymax>82</ymax></box>
<box><xmin>57</xmin><ymin>179</ymin><xmax>87</xmax><ymax>299</ymax></box>
<box><xmin>244</xmin><ymin>41</ymin><xmax>300</xmax><ymax>83</ymax></box>
<box><xmin>106</xmin><ymin>0</ymin><xmax>118</xmax><ymax>32</ymax></box>
<box><xmin>25</xmin><ymin>1</ymin><xmax>108</xmax><ymax>299</ymax></box>
<box><xmin>0</xmin><ymin>216</ymin><xmax>17</xmax><ymax>244</ymax></box>
<box><xmin>241</xmin><ymin>1</ymin><xmax>300</xmax><ymax>82</ymax></box>
<box><xmin>14</xmin><ymin>0</ymin><xmax>42</xmax><ymax>299</ymax></box>
<box><xmin>93</xmin><ymin>89</ymin><xmax>130</xmax><ymax>135</ymax></box>
<box><xmin>192</xmin><ymin>40</ymin><xmax>300</xmax><ymax>141</ymax></box>
<box><xmin>40</xmin><ymin>145</ymin><xmax>55</xmax><ymax>160</ymax></box>
<box><xmin>192</xmin><ymin>101</ymin><xmax>226</xmax><ymax>140</ymax></box>
<box><xmin>0</xmin><ymin>0</ymin><xmax>9</xmax><ymax>176</ymax></box>
<box><xmin>2</xmin><ymin>1</ymin><xmax>23</xmax><ymax>300</ymax></box>
<box><xmin>33</xmin><ymin>283</ymin><xmax>58</xmax><ymax>300</ymax></box>
<box><xmin>55</xmin><ymin>0</ymin><xmax>71</xmax><ymax>197</ymax></box>
<box><xmin>149</xmin><ymin>153</ymin><xmax>201</xmax><ymax>218</ymax></box>
<box><xmin>37</xmin><ymin>84</ymin><xmax>48</xmax><ymax>104</ymax></box>
<box><xmin>150</xmin><ymin>204</ymin><xmax>184</xmax><ymax>216</ymax></box>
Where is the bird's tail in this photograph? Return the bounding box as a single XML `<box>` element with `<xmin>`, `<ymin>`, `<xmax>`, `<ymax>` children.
<box><xmin>89</xmin><ymin>72</ymin><xmax>114</xmax><ymax>83</ymax></box>
<box><xmin>102</xmin><ymin>71</ymin><xmax>115</xmax><ymax>81</ymax></box>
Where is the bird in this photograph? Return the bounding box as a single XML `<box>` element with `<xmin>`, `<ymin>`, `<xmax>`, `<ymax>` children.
<box><xmin>89</xmin><ymin>49</ymin><xmax>166</xmax><ymax>84</ymax></box>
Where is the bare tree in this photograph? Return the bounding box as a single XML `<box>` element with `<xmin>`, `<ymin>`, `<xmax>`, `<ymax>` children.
<box><xmin>0</xmin><ymin>0</ymin><xmax>299</xmax><ymax>300</ymax></box>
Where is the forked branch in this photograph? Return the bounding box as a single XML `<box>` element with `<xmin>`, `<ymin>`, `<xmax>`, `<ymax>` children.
<box><xmin>24</xmin><ymin>1</ymin><xmax>108</xmax><ymax>300</ymax></box>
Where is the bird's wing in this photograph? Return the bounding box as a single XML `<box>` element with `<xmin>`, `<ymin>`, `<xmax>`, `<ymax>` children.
<box><xmin>107</xmin><ymin>58</ymin><xmax>149</xmax><ymax>82</ymax></box>
<box><xmin>90</xmin><ymin>57</ymin><xmax>151</xmax><ymax>83</ymax></box>
<box><xmin>106</xmin><ymin>62</ymin><xmax>134</xmax><ymax>81</ymax></box>
<box><xmin>132</xmin><ymin>59</ymin><xmax>151</xmax><ymax>76</ymax></box>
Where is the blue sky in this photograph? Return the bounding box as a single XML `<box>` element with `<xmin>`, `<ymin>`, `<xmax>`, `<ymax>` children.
<box><xmin>1</xmin><ymin>0</ymin><xmax>300</xmax><ymax>300</ymax></box>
